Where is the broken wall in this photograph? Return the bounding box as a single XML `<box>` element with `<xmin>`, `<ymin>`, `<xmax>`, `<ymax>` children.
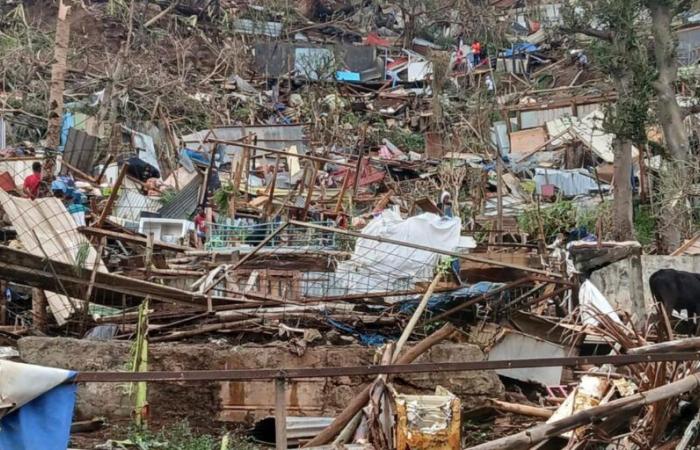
<box><xmin>18</xmin><ymin>338</ymin><xmax>504</xmax><ymax>425</ymax></box>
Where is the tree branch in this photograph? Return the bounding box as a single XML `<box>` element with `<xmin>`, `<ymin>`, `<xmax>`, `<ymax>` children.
<box><xmin>682</xmin><ymin>104</ymin><xmax>700</xmax><ymax>117</ymax></box>
<box><xmin>560</xmin><ymin>26</ymin><xmax>613</xmax><ymax>42</ymax></box>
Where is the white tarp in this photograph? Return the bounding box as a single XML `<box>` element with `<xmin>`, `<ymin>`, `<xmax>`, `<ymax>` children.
<box><xmin>0</xmin><ymin>360</ymin><xmax>74</xmax><ymax>414</ymax></box>
<box><xmin>579</xmin><ymin>279</ymin><xmax>623</xmax><ymax>326</ymax></box>
<box><xmin>331</xmin><ymin>209</ymin><xmax>461</xmax><ymax>295</ymax></box>
<box><xmin>534</xmin><ymin>168</ymin><xmax>608</xmax><ymax>197</ymax></box>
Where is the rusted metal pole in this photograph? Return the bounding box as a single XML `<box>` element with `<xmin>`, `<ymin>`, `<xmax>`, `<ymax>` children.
<box><xmin>72</xmin><ymin>351</ymin><xmax>700</xmax><ymax>383</ymax></box>
<box><xmin>275</xmin><ymin>378</ymin><xmax>287</xmax><ymax>450</ymax></box>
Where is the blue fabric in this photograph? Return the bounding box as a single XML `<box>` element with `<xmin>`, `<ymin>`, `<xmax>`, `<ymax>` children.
<box><xmin>502</xmin><ymin>43</ymin><xmax>538</xmax><ymax>57</ymax></box>
<box><xmin>336</xmin><ymin>71</ymin><xmax>361</xmax><ymax>81</ymax></box>
<box><xmin>183</xmin><ymin>148</ymin><xmax>210</xmax><ymax>166</ymax></box>
<box><xmin>0</xmin><ymin>371</ymin><xmax>77</xmax><ymax>450</ymax></box>
<box><xmin>59</xmin><ymin>113</ymin><xmax>75</xmax><ymax>149</ymax></box>
<box><xmin>326</xmin><ymin>318</ymin><xmax>387</xmax><ymax>346</ymax></box>
<box><xmin>397</xmin><ymin>281</ymin><xmax>505</xmax><ymax>314</ymax></box>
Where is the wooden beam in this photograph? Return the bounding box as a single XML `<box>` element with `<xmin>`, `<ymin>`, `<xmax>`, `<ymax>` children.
<box><xmin>80</xmin><ymin>226</ymin><xmax>190</xmax><ymax>252</ymax></box>
<box><xmin>206</xmin><ymin>138</ymin><xmax>355</xmax><ymax>168</ymax></box>
<box><xmin>0</xmin><ymin>245</ymin><xmax>202</xmax><ymax>307</ymax></box>
<box><xmin>95</xmin><ymin>163</ymin><xmax>129</xmax><ymax>228</ymax></box>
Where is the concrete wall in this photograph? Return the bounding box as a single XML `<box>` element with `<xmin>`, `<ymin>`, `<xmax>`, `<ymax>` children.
<box><xmin>18</xmin><ymin>337</ymin><xmax>504</xmax><ymax>425</ymax></box>
<box><xmin>589</xmin><ymin>255</ymin><xmax>700</xmax><ymax>317</ymax></box>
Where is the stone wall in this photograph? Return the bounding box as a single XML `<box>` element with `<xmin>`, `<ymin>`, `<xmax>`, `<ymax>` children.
<box><xmin>18</xmin><ymin>337</ymin><xmax>504</xmax><ymax>425</ymax></box>
<box><xmin>590</xmin><ymin>255</ymin><xmax>700</xmax><ymax>318</ymax></box>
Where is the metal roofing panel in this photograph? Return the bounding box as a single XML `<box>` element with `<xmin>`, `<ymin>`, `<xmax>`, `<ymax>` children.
<box><xmin>158</xmin><ymin>174</ymin><xmax>203</xmax><ymax>220</ymax></box>
<box><xmin>62</xmin><ymin>128</ymin><xmax>98</xmax><ymax>174</ymax></box>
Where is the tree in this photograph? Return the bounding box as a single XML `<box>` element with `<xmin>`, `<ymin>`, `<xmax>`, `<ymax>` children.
<box><xmin>644</xmin><ymin>0</ymin><xmax>692</xmax><ymax>252</ymax></box>
<box><xmin>563</xmin><ymin>0</ymin><xmax>654</xmax><ymax>241</ymax></box>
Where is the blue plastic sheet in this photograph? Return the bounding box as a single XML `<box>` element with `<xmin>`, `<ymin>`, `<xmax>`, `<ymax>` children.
<box><xmin>397</xmin><ymin>281</ymin><xmax>505</xmax><ymax>315</ymax></box>
<box><xmin>0</xmin><ymin>371</ymin><xmax>77</xmax><ymax>450</ymax></box>
<box><xmin>502</xmin><ymin>43</ymin><xmax>539</xmax><ymax>57</ymax></box>
<box><xmin>326</xmin><ymin>318</ymin><xmax>387</xmax><ymax>346</ymax></box>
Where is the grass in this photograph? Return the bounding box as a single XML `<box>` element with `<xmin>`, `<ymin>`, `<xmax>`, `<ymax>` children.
<box><xmin>124</xmin><ymin>421</ymin><xmax>260</xmax><ymax>450</ymax></box>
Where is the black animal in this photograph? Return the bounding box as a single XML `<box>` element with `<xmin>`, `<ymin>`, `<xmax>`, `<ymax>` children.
<box><xmin>649</xmin><ymin>269</ymin><xmax>700</xmax><ymax>317</ymax></box>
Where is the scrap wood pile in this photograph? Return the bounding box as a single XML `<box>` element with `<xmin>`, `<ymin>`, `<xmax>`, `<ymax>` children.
<box><xmin>0</xmin><ymin>0</ymin><xmax>699</xmax><ymax>449</ymax></box>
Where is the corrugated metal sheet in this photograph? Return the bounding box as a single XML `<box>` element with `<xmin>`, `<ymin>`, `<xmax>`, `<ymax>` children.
<box><xmin>232</xmin><ymin>18</ymin><xmax>282</xmax><ymax>37</ymax></box>
<box><xmin>159</xmin><ymin>174</ymin><xmax>202</xmax><ymax>220</ymax></box>
<box><xmin>113</xmin><ymin>187</ymin><xmax>162</xmax><ymax>222</ymax></box>
<box><xmin>62</xmin><ymin>128</ymin><xmax>98</xmax><ymax>174</ymax></box>
<box><xmin>0</xmin><ymin>190</ymin><xmax>107</xmax><ymax>325</ymax></box>
<box><xmin>520</xmin><ymin>106</ymin><xmax>573</xmax><ymax>129</ymax></box>
<box><xmin>576</xmin><ymin>102</ymin><xmax>604</xmax><ymax>118</ymax></box>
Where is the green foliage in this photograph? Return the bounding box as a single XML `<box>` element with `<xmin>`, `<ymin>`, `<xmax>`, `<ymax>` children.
<box><xmin>125</xmin><ymin>420</ymin><xmax>260</xmax><ymax>450</ymax></box>
<box><xmin>562</xmin><ymin>0</ymin><xmax>653</xmax><ymax>143</ymax></box>
<box><xmin>159</xmin><ymin>190</ymin><xmax>178</xmax><ymax>207</ymax></box>
<box><xmin>384</xmin><ymin>128</ymin><xmax>425</xmax><ymax>153</ymax></box>
<box><xmin>517</xmin><ymin>199</ymin><xmax>605</xmax><ymax>239</ymax></box>
<box><xmin>634</xmin><ymin>203</ymin><xmax>656</xmax><ymax>246</ymax></box>
<box><xmin>518</xmin><ymin>199</ymin><xmax>577</xmax><ymax>239</ymax></box>
<box><xmin>74</xmin><ymin>242</ymin><xmax>91</xmax><ymax>274</ymax></box>
<box><xmin>212</xmin><ymin>183</ymin><xmax>236</xmax><ymax>215</ymax></box>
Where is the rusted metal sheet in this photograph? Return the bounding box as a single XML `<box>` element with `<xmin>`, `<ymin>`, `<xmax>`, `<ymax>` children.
<box><xmin>394</xmin><ymin>388</ymin><xmax>461</xmax><ymax>450</ymax></box>
<box><xmin>62</xmin><ymin>128</ymin><xmax>98</xmax><ymax>175</ymax></box>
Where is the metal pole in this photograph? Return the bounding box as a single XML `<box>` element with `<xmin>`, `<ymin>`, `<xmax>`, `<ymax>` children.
<box><xmin>275</xmin><ymin>378</ymin><xmax>287</xmax><ymax>450</ymax></box>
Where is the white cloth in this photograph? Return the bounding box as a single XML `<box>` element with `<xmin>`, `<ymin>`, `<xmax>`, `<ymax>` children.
<box><xmin>334</xmin><ymin>208</ymin><xmax>461</xmax><ymax>294</ymax></box>
<box><xmin>0</xmin><ymin>360</ymin><xmax>74</xmax><ymax>414</ymax></box>
<box><xmin>579</xmin><ymin>280</ymin><xmax>623</xmax><ymax>326</ymax></box>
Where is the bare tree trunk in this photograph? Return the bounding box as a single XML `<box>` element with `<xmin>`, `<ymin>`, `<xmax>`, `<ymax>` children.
<box><xmin>612</xmin><ymin>138</ymin><xmax>634</xmax><ymax>240</ymax></box>
<box><xmin>647</xmin><ymin>0</ymin><xmax>688</xmax><ymax>253</ymax></box>
<box><xmin>649</xmin><ymin>0</ymin><xmax>688</xmax><ymax>162</ymax></box>
<box><xmin>45</xmin><ymin>0</ymin><xmax>71</xmax><ymax>177</ymax></box>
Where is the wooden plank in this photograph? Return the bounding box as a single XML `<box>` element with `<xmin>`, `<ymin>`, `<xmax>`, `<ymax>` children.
<box><xmin>95</xmin><ymin>163</ymin><xmax>129</xmax><ymax>227</ymax></box>
<box><xmin>0</xmin><ymin>245</ymin><xmax>202</xmax><ymax>307</ymax></box>
<box><xmin>80</xmin><ymin>226</ymin><xmax>190</xmax><ymax>252</ymax></box>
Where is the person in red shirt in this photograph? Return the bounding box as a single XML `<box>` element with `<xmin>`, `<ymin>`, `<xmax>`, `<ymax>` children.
<box><xmin>23</xmin><ymin>162</ymin><xmax>42</xmax><ymax>199</ymax></box>
<box><xmin>471</xmin><ymin>40</ymin><xmax>482</xmax><ymax>66</ymax></box>
<box><xmin>194</xmin><ymin>206</ymin><xmax>207</xmax><ymax>249</ymax></box>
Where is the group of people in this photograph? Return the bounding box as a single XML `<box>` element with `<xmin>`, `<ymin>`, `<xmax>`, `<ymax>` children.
<box><xmin>22</xmin><ymin>161</ymin><xmax>88</xmax><ymax>227</ymax></box>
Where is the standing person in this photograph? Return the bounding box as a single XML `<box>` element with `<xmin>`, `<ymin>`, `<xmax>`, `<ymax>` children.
<box><xmin>485</xmin><ymin>75</ymin><xmax>495</xmax><ymax>94</ymax></box>
<box><xmin>194</xmin><ymin>206</ymin><xmax>208</xmax><ymax>249</ymax></box>
<box><xmin>23</xmin><ymin>162</ymin><xmax>42</xmax><ymax>199</ymax></box>
<box><xmin>471</xmin><ymin>40</ymin><xmax>482</xmax><ymax>66</ymax></box>
<box><xmin>66</xmin><ymin>192</ymin><xmax>88</xmax><ymax>227</ymax></box>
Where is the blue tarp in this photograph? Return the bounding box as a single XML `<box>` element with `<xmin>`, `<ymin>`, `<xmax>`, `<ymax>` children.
<box><xmin>397</xmin><ymin>281</ymin><xmax>505</xmax><ymax>314</ymax></box>
<box><xmin>0</xmin><ymin>371</ymin><xmax>77</xmax><ymax>450</ymax></box>
<box><xmin>59</xmin><ymin>112</ymin><xmax>75</xmax><ymax>149</ymax></box>
<box><xmin>502</xmin><ymin>43</ymin><xmax>539</xmax><ymax>57</ymax></box>
<box><xmin>326</xmin><ymin>317</ymin><xmax>387</xmax><ymax>346</ymax></box>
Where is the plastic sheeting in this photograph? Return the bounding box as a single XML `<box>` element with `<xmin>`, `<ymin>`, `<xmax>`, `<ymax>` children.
<box><xmin>534</xmin><ymin>168</ymin><xmax>608</xmax><ymax>197</ymax></box>
<box><xmin>334</xmin><ymin>209</ymin><xmax>461</xmax><ymax>295</ymax></box>
<box><xmin>0</xmin><ymin>360</ymin><xmax>77</xmax><ymax>450</ymax></box>
<box><xmin>579</xmin><ymin>279</ymin><xmax>623</xmax><ymax>326</ymax></box>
